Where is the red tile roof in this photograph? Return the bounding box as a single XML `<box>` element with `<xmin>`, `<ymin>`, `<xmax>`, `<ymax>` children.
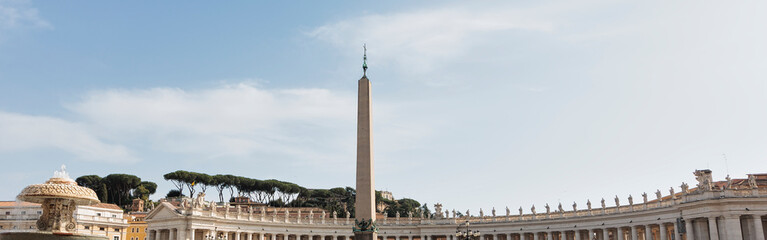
<box><xmin>0</xmin><ymin>201</ymin><xmax>40</xmax><ymax>207</ymax></box>
<box><xmin>1</xmin><ymin>201</ymin><xmax>122</xmax><ymax>211</ymax></box>
<box><xmin>90</xmin><ymin>203</ymin><xmax>122</xmax><ymax>210</ymax></box>
<box><xmin>129</xmin><ymin>213</ymin><xmax>147</xmax><ymax>218</ymax></box>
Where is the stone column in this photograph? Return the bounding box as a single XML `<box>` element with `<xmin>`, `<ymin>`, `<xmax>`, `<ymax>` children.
<box><xmin>236</xmin><ymin>232</ymin><xmax>241</xmax><ymax>240</ymax></box>
<box><xmin>673</xmin><ymin>222</ymin><xmax>681</xmax><ymax>240</ymax></box>
<box><xmin>659</xmin><ymin>224</ymin><xmax>667</xmax><ymax>240</ymax></box>
<box><xmin>272</xmin><ymin>233</ymin><xmax>278</xmax><ymax>240</ymax></box>
<box><xmin>171</xmin><ymin>228</ymin><xmax>178</xmax><ymax>240</ymax></box>
<box><xmin>177</xmin><ymin>228</ymin><xmax>186</xmax><ymax>240</ymax></box>
<box><xmin>546</xmin><ymin>232</ymin><xmax>552</xmax><ymax>240</ymax></box>
<box><xmin>587</xmin><ymin>229</ymin><xmax>593</xmax><ymax>240</ymax></box>
<box><xmin>575</xmin><ymin>231</ymin><xmax>581</xmax><ymax>240</ymax></box>
<box><xmin>724</xmin><ymin>215</ymin><xmax>743</xmax><ymax>240</ymax></box>
<box><xmin>617</xmin><ymin>228</ymin><xmax>625</xmax><ymax>240</ymax></box>
<box><xmin>480</xmin><ymin>235</ymin><xmax>485</xmax><ymax>240</ymax></box>
<box><xmin>754</xmin><ymin>215</ymin><xmax>765</xmax><ymax>240</ymax></box>
<box><xmin>707</xmin><ymin>217</ymin><xmax>719</xmax><ymax>240</ymax></box>
<box><xmin>643</xmin><ymin>226</ymin><xmax>651</xmax><ymax>240</ymax></box>
<box><xmin>631</xmin><ymin>226</ymin><xmax>638</xmax><ymax>240</ymax></box>
<box><xmin>685</xmin><ymin>220</ymin><xmax>694</xmax><ymax>240</ymax></box>
<box><xmin>602</xmin><ymin>229</ymin><xmax>609</xmax><ymax>240</ymax></box>
<box><xmin>185</xmin><ymin>228</ymin><xmax>194</xmax><ymax>240</ymax></box>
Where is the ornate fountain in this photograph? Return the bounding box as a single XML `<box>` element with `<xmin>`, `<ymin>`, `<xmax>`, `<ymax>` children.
<box><xmin>0</xmin><ymin>165</ymin><xmax>107</xmax><ymax>240</ymax></box>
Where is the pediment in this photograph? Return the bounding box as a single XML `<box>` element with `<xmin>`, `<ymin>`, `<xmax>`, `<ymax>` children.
<box><xmin>146</xmin><ymin>202</ymin><xmax>181</xmax><ymax>220</ymax></box>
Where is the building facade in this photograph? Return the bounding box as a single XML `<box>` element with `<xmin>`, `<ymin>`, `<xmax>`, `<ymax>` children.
<box><xmin>0</xmin><ymin>201</ymin><xmax>129</xmax><ymax>240</ymax></box>
<box><xmin>127</xmin><ymin>212</ymin><xmax>149</xmax><ymax>240</ymax></box>
<box><xmin>145</xmin><ymin>170</ymin><xmax>767</xmax><ymax>240</ymax></box>
<box><xmin>0</xmin><ymin>201</ymin><xmax>41</xmax><ymax>232</ymax></box>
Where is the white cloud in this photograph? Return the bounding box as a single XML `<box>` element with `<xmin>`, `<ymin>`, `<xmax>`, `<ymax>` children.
<box><xmin>68</xmin><ymin>83</ymin><xmax>357</xmax><ymax>162</ymax></box>
<box><xmin>307</xmin><ymin>4</ymin><xmax>555</xmax><ymax>78</ymax></box>
<box><xmin>0</xmin><ymin>0</ymin><xmax>51</xmax><ymax>30</ymax></box>
<box><xmin>0</xmin><ymin>111</ymin><xmax>135</xmax><ymax>163</ymax></box>
<box><xmin>0</xmin><ymin>83</ymin><xmax>361</xmax><ymax>165</ymax></box>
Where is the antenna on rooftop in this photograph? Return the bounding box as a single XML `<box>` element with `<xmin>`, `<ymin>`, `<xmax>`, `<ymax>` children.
<box><xmin>722</xmin><ymin>154</ymin><xmax>730</xmax><ymax>175</ymax></box>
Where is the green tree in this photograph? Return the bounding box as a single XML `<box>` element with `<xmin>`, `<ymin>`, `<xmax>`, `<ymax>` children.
<box><xmin>213</xmin><ymin>174</ymin><xmax>228</xmax><ymax>202</ymax></box>
<box><xmin>140</xmin><ymin>181</ymin><xmax>157</xmax><ymax>193</ymax></box>
<box><xmin>163</xmin><ymin>170</ymin><xmax>189</xmax><ymax>195</ymax></box>
<box><xmin>98</xmin><ymin>183</ymin><xmax>108</xmax><ymax>202</ymax></box>
<box><xmin>133</xmin><ymin>181</ymin><xmax>157</xmax><ymax>200</ymax></box>
<box><xmin>194</xmin><ymin>173</ymin><xmax>213</xmax><ymax>194</ymax></box>
<box><xmin>384</xmin><ymin>198</ymin><xmax>420</xmax><ymax>217</ymax></box>
<box><xmin>134</xmin><ymin>185</ymin><xmax>151</xmax><ymax>201</ymax></box>
<box><xmin>76</xmin><ymin>175</ymin><xmax>107</xmax><ymax>202</ymax></box>
<box><xmin>166</xmin><ymin>189</ymin><xmax>183</xmax><ymax>198</ymax></box>
<box><xmin>103</xmin><ymin>174</ymin><xmax>141</xmax><ymax>207</ymax></box>
<box><xmin>222</xmin><ymin>174</ymin><xmax>240</xmax><ymax>201</ymax></box>
<box><xmin>75</xmin><ymin>175</ymin><xmax>102</xmax><ymax>189</ymax></box>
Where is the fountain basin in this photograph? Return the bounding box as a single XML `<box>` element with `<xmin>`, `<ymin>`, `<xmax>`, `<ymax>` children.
<box><xmin>3</xmin><ymin>165</ymin><xmax>106</xmax><ymax>240</ymax></box>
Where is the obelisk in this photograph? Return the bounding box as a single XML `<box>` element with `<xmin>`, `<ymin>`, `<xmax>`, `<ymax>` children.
<box><xmin>354</xmin><ymin>45</ymin><xmax>377</xmax><ymax>240</ymax></box>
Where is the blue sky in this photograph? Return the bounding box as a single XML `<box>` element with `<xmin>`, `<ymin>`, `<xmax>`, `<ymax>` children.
<box><xmin>2</xmin><ymin>1</ymin><xmax>767</xmax><ymax>214</ymax></box>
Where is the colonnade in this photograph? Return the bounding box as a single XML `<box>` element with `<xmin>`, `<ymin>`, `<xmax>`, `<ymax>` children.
<box><xmin>146</xmin><ymin>213</ymin><xmax>766</xmax><ymax>240</ymax></box>
<box><xmin>145</xmin><ymin>232</ymin><xmax>458</xmax><ymax>240</ymax></box>
<box><xmin>469</xmin><ymin>214</ymin><xmax>765</xmax><ymax>240</ymax></box>
<box><xmin>146</xmin><ymin>229</ymin><xmax>357</xmax><ymax>240</ymax></box>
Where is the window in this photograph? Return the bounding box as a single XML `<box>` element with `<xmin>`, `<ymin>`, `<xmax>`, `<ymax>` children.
<box><xmin>114</xmin><ymin>236</ymin><xmax>120</xmax><ymax>240</ymax></box>
<box><xmin>97</xmin><ymin>213</ymin><xmax>102</xmax><ymax>216</ymax></box>
<box><xmin>30</xmin><ymin>226</ymin><xmax>35</xmax><ymax>229</ymax></box>
<box><xmin>37</xmin><ymin>211</ymin><xmax>42</xmax><ymax>214</ymax></box>
<box><xmin>100</xmin><ymin>227</ymin><xmax>105</xmax><ymax>231</ymax></box>
<box><xmin>115</xmin><ymin>228</ymin><xmax>120</xmax><ymax>232</ymax></box>
<box><xmin>85</xmin><ymin>226</ymin><xmax>90</xmax><ymax>230</ymax></box>
<box><xmin>0</xmin><ymin>226</ymin><xmax>4</xmax><ymax>229</ymax></box>
<box><xmin>20</xmin><ymin>211</ymin><xmax>25</xmax><ymax>215</ymax></box>
<box><xmin>112</xmin><ymin>214</ymin><xmax>117</xmax><ymax>218</ymax></box>
<box><xmin>4</xmin><ymin>212</ymin><xmax>8</xmax><ymax>215</ymax></box>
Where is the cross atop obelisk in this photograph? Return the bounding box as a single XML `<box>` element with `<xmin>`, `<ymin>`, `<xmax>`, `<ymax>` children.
<box><xmin>354</xmin><ymin>44</ymin><xmax>377</xmax><ymax>239</ymax></box>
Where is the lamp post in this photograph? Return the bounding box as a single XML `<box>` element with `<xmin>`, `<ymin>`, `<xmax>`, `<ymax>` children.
<box><xmin>456</xmin><ymin>220</ymin><xmax>481</xmax><ymax>240</ymax></box>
